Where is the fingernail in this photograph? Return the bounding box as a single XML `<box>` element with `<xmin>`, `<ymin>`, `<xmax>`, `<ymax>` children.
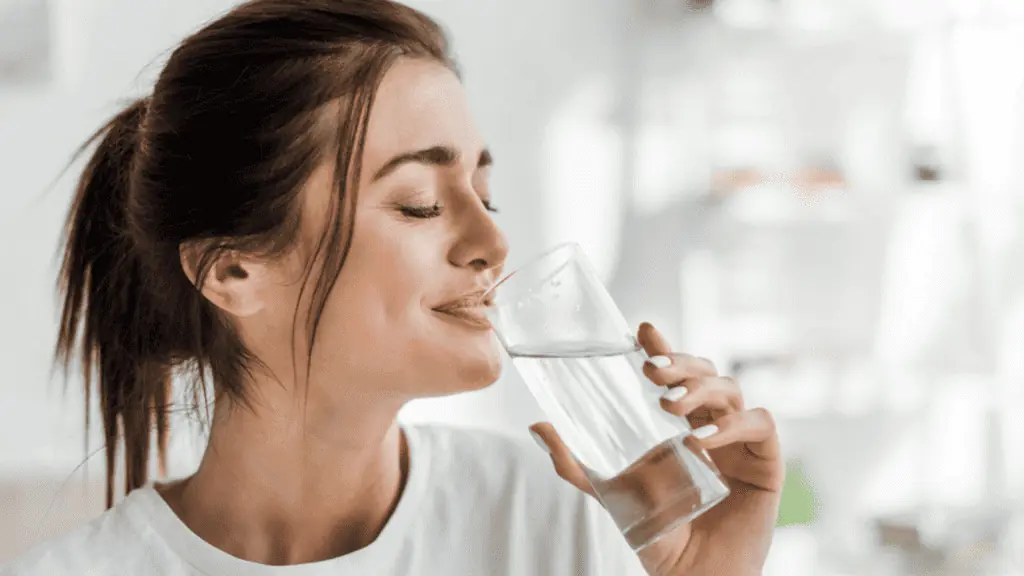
<box><xmin>693</xmin><ymin>425</ymin><xmax>719</xmax><ymax>440</ymax></box>
<box><xmin>530</xmin><ymin>430</ymin><xmax>550</xmax><ymax>454</ymax></box>
<box><xmin>648</xmin><ymin>355</ymin><xmax>672</xmax><ymax>369</ymax></box>
<box><xmin>662</xmin><ymin>387</ymin><xmax>688</xmax><ymax>402</ymax></box>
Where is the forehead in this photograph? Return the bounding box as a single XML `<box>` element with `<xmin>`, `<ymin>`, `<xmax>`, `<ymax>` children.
<box><xmin>361</xmin><ymin>58</ymin><xmax>481</xmax><ymax>173</ymax></box>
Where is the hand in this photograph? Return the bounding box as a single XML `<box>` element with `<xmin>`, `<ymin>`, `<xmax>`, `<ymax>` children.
<box><xmin>530</xmin><ymin>322</ymin><xmax>784</xmax><ymax>576</ymax></box>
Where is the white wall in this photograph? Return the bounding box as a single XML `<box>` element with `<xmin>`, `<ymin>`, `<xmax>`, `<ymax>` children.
<box><xmin>0</xmin><ymin>0</ymin><xmax>628</xmax><ymax>476</ymax></box>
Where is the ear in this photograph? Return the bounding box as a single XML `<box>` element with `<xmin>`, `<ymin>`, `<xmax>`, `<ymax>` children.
<box><xmin>178</xmin><ymin>243</ymin><xmax>270</xmax><ymax>318</ymax></box>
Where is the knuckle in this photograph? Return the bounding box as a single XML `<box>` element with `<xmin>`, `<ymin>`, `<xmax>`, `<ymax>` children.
<box><xmin>698</xmin><ymin>357</ymin><xmax>718</xmax><ymax>373</ymax></box>
<box><xmin>720</xmin><ymin>376</ymin><xmax>744</xmax><ymax>409</ymax></box>
<box><xmin>709</xmin><ymin>410</ymin><xmax>737</xmax><ymax>428</ymax></box>
<box><xmin>698</xmin><ymin>375</ymin><xmax>738</xmax><ymax>402</ymax></box>
<box><xmin>676</xmin><ymin>353</ymin><xmax>704</xmax><ymax>369</ymax></box>
<box><xmin>672</xmin><ymin>401</ymin><xmax>695</xmax><ymax>418</ymax></box>
<box><xmin>752</xmin><ymin>406</ymin><xmax>776</xmax><ymax>428</ymax></box>
<box><xmin>683</xmin><ymin>378</ymin><xmax>704</xmax><ymax>393</ymax></box>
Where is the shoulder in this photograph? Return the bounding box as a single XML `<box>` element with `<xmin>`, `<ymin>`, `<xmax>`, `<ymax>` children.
<box><xmin>1</xmin><ymin>489</ymin><xmax>170</xmax><ymax>576</ymax></box>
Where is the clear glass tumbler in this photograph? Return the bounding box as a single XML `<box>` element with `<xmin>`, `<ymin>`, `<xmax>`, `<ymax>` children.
<box><xmin>486</xmin><ymin>243</ymin><xmax>731</xmax><ymax>551</ymax></box>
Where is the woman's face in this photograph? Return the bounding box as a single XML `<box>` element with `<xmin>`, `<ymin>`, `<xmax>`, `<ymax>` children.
<box><xmin>267</xmin><ymin>57</ymin><xmax>508</xmax><ymax>403</ymax></box>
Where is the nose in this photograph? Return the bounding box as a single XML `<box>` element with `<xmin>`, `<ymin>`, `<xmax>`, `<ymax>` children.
<box><xmin>448</xmin><ymin>198</ymin><xmax>508</xmax><ymax>276</ymax></box>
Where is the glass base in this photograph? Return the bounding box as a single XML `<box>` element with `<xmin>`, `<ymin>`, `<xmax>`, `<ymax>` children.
<box><xmin>586</xmin><ymin>433</ymin><xmax>732</xmax><ymax>551</ymax></box>
<box><xmin>626</xmin><ymin>483</ymin><xmax>731</xmax><ymax>551</ymax></box>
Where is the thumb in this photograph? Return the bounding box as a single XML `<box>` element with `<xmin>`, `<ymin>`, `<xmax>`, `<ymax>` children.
<box><xmin>530</xmin><ymin>423</ymin><xmax>596</xmax><ymax>498</ymax></box>
<box><xmin>637</xmin><ymin>322</ymin><xmax>673</xmax><ymax>357</ymax></box>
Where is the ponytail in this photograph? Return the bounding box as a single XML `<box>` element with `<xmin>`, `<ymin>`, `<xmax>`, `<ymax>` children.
<box><xmin>56</xmin><ymin>98</ymin><xmax>172</xmax><ymax>508</ymax></box>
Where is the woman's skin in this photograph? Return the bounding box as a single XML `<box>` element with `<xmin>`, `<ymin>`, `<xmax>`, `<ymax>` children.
<box><xmin>160</xmin><ymin>56</ymin><xmax>782</xmax><ymax>575</ymax></box>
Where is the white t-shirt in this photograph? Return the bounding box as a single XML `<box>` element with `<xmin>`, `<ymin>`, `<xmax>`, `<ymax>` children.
<box><xmin>2</xmin><ymin>424</ymin><xmax>647</xmax><ymax>575</ymax></box>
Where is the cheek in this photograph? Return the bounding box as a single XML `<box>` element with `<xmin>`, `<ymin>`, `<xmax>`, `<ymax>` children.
<box><xmin>313</xmin><ymin>283</ymin><xmax>504</xmax><ymax>394</ymax></box>
<box><xmin>319</xmin><ymin>270</ymin><xmax>421</xmax><ymax>354</ymax></box>
<box><xmin>310</xmin><ymin>235</ymin><xmax>434</xmax><ymax>359</ymax></box>
<box><xmin>308</xmin><ymin>216</ymin><xmax>503</xmax><ymax>391</ymax></box>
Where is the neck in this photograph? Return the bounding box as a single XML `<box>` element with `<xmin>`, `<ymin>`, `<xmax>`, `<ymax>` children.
<box><xmin>161</xmin><ymin>388</ymin><xmax>409</xmax><ymax>566</ymax></box>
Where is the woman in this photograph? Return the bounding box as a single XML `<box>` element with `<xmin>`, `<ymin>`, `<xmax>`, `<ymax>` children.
<box><xmin>4</xmin><ymin>1</ymin><xmax>782</xmax><ymax>574</ymax></box>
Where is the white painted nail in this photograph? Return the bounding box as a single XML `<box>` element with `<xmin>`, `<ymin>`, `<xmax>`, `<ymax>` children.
<box><xmin>530</xmin><ymin>431</ymin><xmax>550</xmax><ymax>454</ymax></box>
<box><xmin>662</xmin><ymin>387</ymin><xmax>689</xmax><ymax>402</ymax></box>
<box><xmin>693</xmin><ymin>425</ymin><xmax>719</xmax><ymax>440</ymax></box>
<box><xmin>648</xmin><ymin>355</ymin><xmax>672</xmax><ymax>369</ymax></box>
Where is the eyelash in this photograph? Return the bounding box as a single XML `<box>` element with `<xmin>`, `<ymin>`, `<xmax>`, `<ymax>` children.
<box><xmin>399</xmin><ymin>199</ymin><xmax>499</xmax><ymax>219</ymax></box>
<box><xmin>399</xmin><ymin>204</ymin><xmax>444</xmax><ymax>219</ymax></box>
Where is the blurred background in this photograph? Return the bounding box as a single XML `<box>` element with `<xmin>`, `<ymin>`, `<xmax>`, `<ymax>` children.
<box><xmin>2</xmin><ymin>0</ymin><xmax>1024</xmax><ymax>573</ymax></box>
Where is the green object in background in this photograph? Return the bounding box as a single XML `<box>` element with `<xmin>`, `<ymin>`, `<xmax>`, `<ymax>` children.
<box><xmin>776</xmin><ymin>458</ymin><xmax>820</xmax><ymax>527</ymax></box>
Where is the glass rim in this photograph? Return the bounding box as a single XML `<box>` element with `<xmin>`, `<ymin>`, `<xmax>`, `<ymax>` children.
<box><xmin>484</xmin><ymin>241</ymin><xmax>580</xmax><ymax>307</ymax></box>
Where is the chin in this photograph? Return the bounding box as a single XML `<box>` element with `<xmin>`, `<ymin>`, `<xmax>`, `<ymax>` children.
<box><xmin>425</xmin><ymin>339</ymin><xmax>504</xmax><ymax>397</ymax></box>
<box><xmin>454</xmin><ymin>352</ymin><xmax>504</xmax><ymax>393</ymax></box>
<box><xmin>459</xmin><ymin>360</ymin><xmax>503</xmax><ymax>392</ymax></box>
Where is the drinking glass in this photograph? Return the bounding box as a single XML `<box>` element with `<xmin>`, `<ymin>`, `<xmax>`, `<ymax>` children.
<box><xmin>486</xmin><ymin>243</ymin><xmax>730</xmax><ymax>551</ymax></box>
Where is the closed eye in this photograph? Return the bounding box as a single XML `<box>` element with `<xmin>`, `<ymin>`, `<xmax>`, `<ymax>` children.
<box><xmin>399</xmin><ymin>203</ymin><xmax>443</xmax><ymax>219</ymax></box>
<box><xmin>397</xmin><ymin>199</ymin><xmax>496</xmax><ymax>219</ymax></box>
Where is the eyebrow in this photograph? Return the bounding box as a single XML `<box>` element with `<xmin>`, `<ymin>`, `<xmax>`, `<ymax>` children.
<box><xmin>371</xmin><ymin>146</ymin><xmax>493</xmax><ymax>182</ymax></box>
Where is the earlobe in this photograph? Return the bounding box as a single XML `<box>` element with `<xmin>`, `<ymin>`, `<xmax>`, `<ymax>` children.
<box><xmin>178</xmin><ymin>244</ymin><xmax>267</xmax><ymax>317</ymax></box>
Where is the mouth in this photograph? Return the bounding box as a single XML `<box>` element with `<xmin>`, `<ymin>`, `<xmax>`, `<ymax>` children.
<box><xmin>432</xmin><ymin>291</ymin><xmax>493</xmax><ymax>331</ymax></box>
<box><xmin>432</xmin><ymin>306</ymin><xmax>492</xmax><ymax>330</ymax></box>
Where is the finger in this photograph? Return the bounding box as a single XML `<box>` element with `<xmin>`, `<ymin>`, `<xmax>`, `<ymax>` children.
<box><xmin>642</xmin><ymin>352</ymin><xmax>718</xmax><ymax>386</ymax></box>
<box><xmin>659</xmin><ymin>376</ymin><xmax>744</xmax><ymax>417</ymax></box>
<box><xmin>529</xmin><ymin>423</ymin><xmax>596</xmax><ymax>498</ymax></box>
<box><xmin>693</xmin><ymin>407</ymin><xmax>781</xmax><ymax>460</ymax></box>
<box><xmin>637</xmin><ymin>322</ymin><xmax>673</xmax><ymax>357</ymax></box>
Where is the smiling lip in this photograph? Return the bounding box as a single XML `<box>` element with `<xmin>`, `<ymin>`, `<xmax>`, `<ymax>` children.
<box><xmin>433</xmin><ymin>307</ymin><xmax>492</xmax><ymax>330</ymax></box>
<box><xmin>432</xmin><ymin>290</ymin><xmax>493</xmax><ymax>331</ymax></box>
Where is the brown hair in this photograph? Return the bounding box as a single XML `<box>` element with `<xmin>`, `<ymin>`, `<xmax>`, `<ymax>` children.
<box><xmin>55</xmin><ymin>0</ymin><xmax>455</xmax><ymax>508</ymax></box>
